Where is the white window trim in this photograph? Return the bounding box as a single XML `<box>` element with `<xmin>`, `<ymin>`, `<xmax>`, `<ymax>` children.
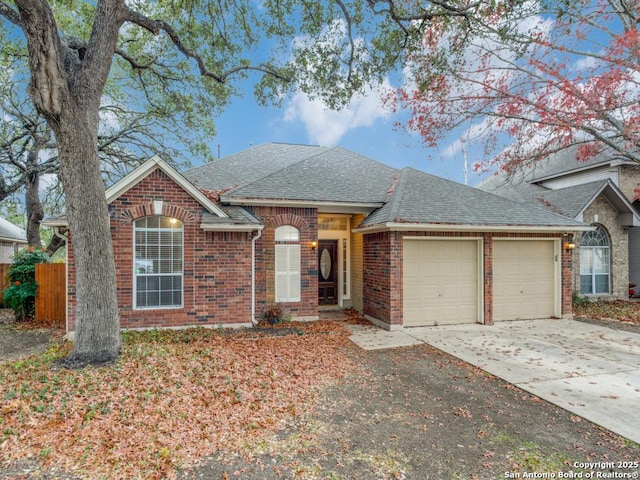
<box><xmin>275</xmin><ymin>226</ymin><xmax>301</xmax><ymax>303</ymax></box>
<box><xmin>133</xmin><ymin>216</ymin><xmax>184</xmax><ymax>310</ymax></box>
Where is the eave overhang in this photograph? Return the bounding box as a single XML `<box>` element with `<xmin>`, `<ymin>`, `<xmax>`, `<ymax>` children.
<box><xmin>574</xmin><ymin>181</ymin><xmax>640</xmax><ymax>227</ymax></box>
<box><xmin>200</xmin><ymin>224</ymin><xmax>264</xmax><ymax>232</ymax></box>
<box><xmin>106</xmin><ymin>156</ymin><xmax>229</xmax><ymax>218</ymax></box>
<box><xmin>353</xmin><ymin>222</ymin><xmax>595</xmax><ymax>234</ymax></box>
<box><xmin>223</xmin><ymin>197</ymin><xmax>382</xmax><ymax>214</ymax></box>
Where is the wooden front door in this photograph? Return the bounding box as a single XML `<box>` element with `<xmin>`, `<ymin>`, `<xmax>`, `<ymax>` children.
<box><xmin>318</xmin><ymin>240</ymin><xmax>338</xmax><ymax>305</ymax></box>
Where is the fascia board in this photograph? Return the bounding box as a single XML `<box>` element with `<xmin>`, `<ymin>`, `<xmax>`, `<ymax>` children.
<box><xmin>353</xmin><ymin>222</ymin><xmax>595</xmax><ymax>234</ymax></box>
<box><xmin>200</xmin><ymin>224</ymin><xmax>265</xmax><ymax>232</ymax></box>
<box><xmin>105</xmin><ymin>156</ymin><xmax>228</xmax><ymax>218</ymax></box>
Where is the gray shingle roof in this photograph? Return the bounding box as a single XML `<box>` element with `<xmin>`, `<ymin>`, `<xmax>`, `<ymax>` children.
<box><xmin>520</xmin><ymin>144</ymin><xmax>636</xmax><ymax>182</ymax></box>
<box><xmin>184</xmin><ymin>143</ymin><xmax>330</xmax><ymax>192</ymax></box>
<box><xmin>201</xmin><ymin>206</ymin><xmax>262</xmax><ymax>226</ymax></box>
<box><xmin>223</xmin><ymin>146</ymin><xmax>397</xmax><ymax>204</ymax></box>
<box><xmin>362</xmin><ymin>168</ymin><xmax>587</xmax><ymax>228</ymax></box>
<box><xmin>0</xmin><ymin>217</ymin><xmax>27</xmax><ymax>242</ymax></box>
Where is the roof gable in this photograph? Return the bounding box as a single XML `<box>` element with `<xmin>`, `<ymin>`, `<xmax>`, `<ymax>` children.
<box><xmin>106</xmin><ymin>156</ymin><xmax>228</xmax><ymax>218</ymax></box>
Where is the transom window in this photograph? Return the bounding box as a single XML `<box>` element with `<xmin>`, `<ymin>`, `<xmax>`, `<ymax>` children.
<box><xmin>275</xmin><ymin>225</ymin><xmax>300</xmax><ymax>302</ymax></box>
<box><xmin>134</xmin><ymin>216</ymin><xmax>183</xmax><ymax>308</ymax></box>
<box><xmin>580</xmin><ymin>226</ymin><xmax>610</xmax><ymax>295</ymax></box>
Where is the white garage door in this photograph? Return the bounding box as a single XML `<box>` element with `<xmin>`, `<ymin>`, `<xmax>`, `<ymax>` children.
<box><xmin>403</xmin><ymin>239</ymin><xmax>480</xmax><ymax>326</ymax></box>
<box><xmin>493</xmin><ymin>240</ymin><xmax>557</xmax><ymax>321</ymax></box>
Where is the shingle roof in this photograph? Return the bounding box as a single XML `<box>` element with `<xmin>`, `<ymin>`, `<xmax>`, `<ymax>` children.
<box><xmin>184</xmin><ymin>143</ymin><xmax>330</xmax><ymax>192</ymax></box>
<box><xmin>0</xmin><ymin>217</ymin><xmax>27</xmax><ymax>242</ymax></box>
<box><xmin>222</xmin><ymin>146</ymin><xmax>398</xmax><ymax>204</ymax></box>
<box><xmin>515</xmin><ymin>144</ymin><xmax>638</xmax><ymax>182</ymax></box>
<box><xmin>362</xmin><ymin>168</ymin><xmax>587</xmax><ymax>228</ymax></box>
<box><xmin>201</xmin><ymin>206</ymin><xmax>262</xmax><ymax>227</ymax></box>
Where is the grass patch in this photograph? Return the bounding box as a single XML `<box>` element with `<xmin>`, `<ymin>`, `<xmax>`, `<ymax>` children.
<box><xmin>0</xmin><ymin>321</ymin><xmax>356</xmax><ymax>479</ymax></box>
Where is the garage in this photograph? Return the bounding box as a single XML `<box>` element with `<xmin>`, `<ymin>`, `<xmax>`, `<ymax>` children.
<box><xmin>493</xmin><ymin>239</ymin><xmax>558</xmax><ymax>321</ymax></box>
<box><xmin>403</xmin><ymin>239</ymin><xmax>480</xmax><ymax>326</ymax></box>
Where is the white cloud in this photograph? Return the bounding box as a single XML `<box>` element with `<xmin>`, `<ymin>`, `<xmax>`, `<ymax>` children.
<box><xmin>283</xmin><ymin>80</ymin><xmax>393</xmax><ymax>146</ymax></box>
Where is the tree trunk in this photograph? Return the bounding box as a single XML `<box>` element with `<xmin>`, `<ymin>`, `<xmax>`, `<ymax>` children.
<box><xmin>25</xmin><ymin>171</ymin><xmax>43</xmax><ymax>248</ymax></box>
<box><xmin>54</xmin><ymin>103</ymin><xmax>121</xmax><ymax>366</ymax></box>
<box><xmin>13</xmin><ymin>0</ymin><xmax>125</xmax><ymax>367</ymax></box>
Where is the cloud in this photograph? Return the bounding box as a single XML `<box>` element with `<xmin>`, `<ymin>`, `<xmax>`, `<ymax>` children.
<box><xmin>283</xmin><ymin>80</ymin><xmax>393</xmax><ymax>146</ymax></box>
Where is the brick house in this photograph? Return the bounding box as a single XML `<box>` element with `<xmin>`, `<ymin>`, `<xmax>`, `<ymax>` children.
<box><xmin>53</xmin><ymin>143</ymin><xmax>590</xmax><ymax>334</ymax></box>
<box><xmin>480</xmin><ymin>145</ymin><xmax>640</xmax><ymax>300</ymax></box>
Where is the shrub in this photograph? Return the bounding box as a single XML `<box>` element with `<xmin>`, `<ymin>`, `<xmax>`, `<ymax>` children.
<box><xmin>262</xmin><ymin>304</ymin><xmax>291</xmax><ymax>325</ymax></box>
<box><xmin>3</xmin><ymin>247</ymin><xmax>50</xmax><ymax>320</ymax></box>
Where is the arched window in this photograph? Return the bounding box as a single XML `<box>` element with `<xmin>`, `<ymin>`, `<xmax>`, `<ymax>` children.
<box><xmin>580</xmin><ymin>226</ymin><xmax>610</xmax><ymax>295</ymax></box>
<box><xmin>134</xmin><ymin>216</ymin><xmax>183</xmax><ymax>308</ymax></box>
<box><xmin>275</xmin><ymin>225</ymin><xmax>300</xmax><ymax>302</ymax></box>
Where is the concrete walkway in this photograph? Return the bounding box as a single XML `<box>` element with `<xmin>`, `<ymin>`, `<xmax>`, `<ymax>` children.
<box><xmin>347</xmin><ymin>319</ymin><xmax>640</xmax><ymax>444</ymax></box>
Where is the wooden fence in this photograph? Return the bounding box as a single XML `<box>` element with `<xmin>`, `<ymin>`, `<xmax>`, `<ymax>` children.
<box><xmin>35</xmin><ymin>263</ymin><xmax>66</xmax><ymax>327</ymax></box>
<box><xmin>0</xmin><ymin>263</ymin><xmax>9</xmax><ymax>306</ymax></box>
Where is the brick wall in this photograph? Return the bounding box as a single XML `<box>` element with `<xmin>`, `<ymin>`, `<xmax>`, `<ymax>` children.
<box><xmin>362</xmin><ymin>231</ymin><xmax>395</xmax><ymax>325</ymax></box>
<box><xmin>619</xmin><ymin>165</ymin><xmax>640</xmax><ymax>202</ymax></box>
<box><xmin>248</xmin><ymin>206</ymin><xmax>319</xmax><ymax>320</ymax></box>
<box><xmin>66</xmin><ymin>169</ymin><xmax>255</xmax><ymax>331</ymax></box>
<box><xmin>363</xmin><ymin>230</ymin><xmax>569</xmax><ymax>328</ymax></box>
<box><xmin>578</xmin><ymin>197</ymin><xmax>628</xmax><ymax>299</ymax></box>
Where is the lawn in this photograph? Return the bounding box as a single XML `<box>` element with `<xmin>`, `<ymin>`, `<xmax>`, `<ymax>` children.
<box><xmin>0</xmin><ymin>321</ymin><xmax>357</xmax><ymax>479</ymax></box>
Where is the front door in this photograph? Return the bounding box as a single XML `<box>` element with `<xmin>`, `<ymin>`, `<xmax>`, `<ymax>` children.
<box><xmin>318</xmin><ymin>240</ymin><xmax>338</xmax><ymax>305</ymax></box>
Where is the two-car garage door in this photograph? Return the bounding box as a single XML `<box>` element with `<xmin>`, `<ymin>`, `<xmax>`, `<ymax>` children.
<box><xmin>403</xmin><ymin>238</ymin><xmax>557</xmax><ymax>326</ymax></box>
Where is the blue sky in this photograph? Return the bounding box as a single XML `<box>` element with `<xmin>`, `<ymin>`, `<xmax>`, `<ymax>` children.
<box><xmin>207</xmin><ymin>83</ymin><xmax>486</xmax><ymax>187</ymax></box>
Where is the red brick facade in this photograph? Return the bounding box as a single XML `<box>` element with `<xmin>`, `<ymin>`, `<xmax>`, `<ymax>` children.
<box><xmin>248</xmin><ymin>206</ymin><xmax>319</xmax><ymax>320</ymax></box>
<box><xmin>363</xmin><ymin>230</ymin><xmax>572</xmax><ymax>328</ymax></box>
<box><xmin>66</xmin><ymin>169</ymin><xmax>255</xmax><ymax>331</ymax></box>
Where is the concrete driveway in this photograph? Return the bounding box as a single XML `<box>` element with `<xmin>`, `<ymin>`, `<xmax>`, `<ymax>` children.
<box><xmin>348</xmin><ymin>319</ymin><xmax>640</xmax><ymax>444</ymax></box>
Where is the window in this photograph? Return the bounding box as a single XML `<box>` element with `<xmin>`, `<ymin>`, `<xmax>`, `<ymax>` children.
<box><xmin>275</xmin><ymin>225</ymin><xmax>300</xmax><ymax>302</ymax></box>
<box><xmin>580</xmin><ymin>226</ymin><xmax>610</xmax><ymax>295</ymax></box>
<box><xmin>134</xmin><ymin>216</ymin><xmax>183</xmax><ymax>308</ymax></box>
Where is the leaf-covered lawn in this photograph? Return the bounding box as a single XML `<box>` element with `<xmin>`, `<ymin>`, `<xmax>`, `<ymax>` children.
<box><xmin>573</xmin><ymin>299</ymin><xmax>640</xmax><ymax>324</ymax></box>
<box><xmin>0</xmin><ymin>321</ymin><xmax>358</xmax><ymax>479</ymax></box>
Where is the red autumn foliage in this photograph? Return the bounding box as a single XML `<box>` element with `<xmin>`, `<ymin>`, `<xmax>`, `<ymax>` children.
<box><xmin>389</xmin><ymin>0</ymin><xmax>640</xmax><ymax>173</ymax></box>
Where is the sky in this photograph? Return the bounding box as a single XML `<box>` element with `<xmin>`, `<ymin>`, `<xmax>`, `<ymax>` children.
<box><xmin>204</xmin><ymin>79</ymin><xmax>486</xmax><ymax>187</ymax></box>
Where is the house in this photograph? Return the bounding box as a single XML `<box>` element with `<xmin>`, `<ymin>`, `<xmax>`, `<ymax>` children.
<box><xmin>0</xmin><ymin>216</ymin><xmax>27</xmax><ymax>263</ymax></box>
<box><xmin>479</xmin><ymin>145</ymin><xmax>640</xmax><ymax>299</ymax></box>
<box><xmin>54</xmin><ymin>143</ymin><xmax>590</xmax><ymax>334</ymax></box>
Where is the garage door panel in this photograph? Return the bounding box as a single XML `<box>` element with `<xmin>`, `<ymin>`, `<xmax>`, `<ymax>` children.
<box><xmin>403</xmin><ymin>239</ymin><xmax>479</xmax><ymax>327</ymax></box>
<box><xmin>493</xmin><ymin>240</ymin><xmax>556</xmax><ymax>321</ymax></box>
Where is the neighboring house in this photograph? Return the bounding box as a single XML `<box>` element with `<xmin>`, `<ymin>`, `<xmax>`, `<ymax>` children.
<box><xmin>0</xmin><ymin>217</ymin><xmax>27</xmax><ymax>263</ymax></box>
<box><xmin>479</xmin><ymin>145</ymin><xmax>640</xmax><ymax>299</ymax></box>
<box><xmin>52</xmin><ymin>143</ymin><xmax>590</xmax><ymax>334</ymax></box>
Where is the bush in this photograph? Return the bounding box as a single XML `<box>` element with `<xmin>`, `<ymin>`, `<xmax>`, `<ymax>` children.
<box><xmin>3</xmin><ymin>247</ymin><xmax>50</xmax><ymax>320</ymax></box>
<box><xmin>262</xmin><ymin>304</ymin><xmax>291</xmax><ymax>325</ymax></box>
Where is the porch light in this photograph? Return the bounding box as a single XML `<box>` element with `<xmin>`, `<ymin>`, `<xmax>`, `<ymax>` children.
<box><xmin>564</xmin><ymin>241</ymin><xmax>576</xmax><ymax>251</ymax></box>
<box><xmin>310</xmin><ymin>240</ymin><xmax>317</xmax><ymax>251</ymax></box>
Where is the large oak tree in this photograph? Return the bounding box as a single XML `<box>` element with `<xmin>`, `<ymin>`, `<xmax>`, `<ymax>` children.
<box><xmin>0</xmin><ymin>0</ymin><xmax>488</xmax><ymax>367</ymax></box>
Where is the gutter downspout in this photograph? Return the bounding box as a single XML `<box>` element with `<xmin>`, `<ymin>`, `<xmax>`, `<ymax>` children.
<box><xmin>251</xmin><ymin>229</ymin><xmax>262</xmax><ymax>325</ymax></box>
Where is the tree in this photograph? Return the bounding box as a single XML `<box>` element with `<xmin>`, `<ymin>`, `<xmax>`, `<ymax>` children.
<box><xmin>390</xmin><ymin>0</ymin><xmax>640</xmax><ymax>174</ymax></box>
<box><xmin>0</xmin><ymin>50</ymin><xmax>207</xmax><ymax>250</ymax></box>
<box><xmin>0</xmin><ymin>0</ymin><xmax>490</xmax><ymax>367</ymax></box>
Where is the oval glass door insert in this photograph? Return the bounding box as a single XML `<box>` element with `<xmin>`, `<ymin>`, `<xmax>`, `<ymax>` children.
<box><xmin>320</xmin><ymin>248</ymin><xmax>332</xmax><ymax>280</ymax></box>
